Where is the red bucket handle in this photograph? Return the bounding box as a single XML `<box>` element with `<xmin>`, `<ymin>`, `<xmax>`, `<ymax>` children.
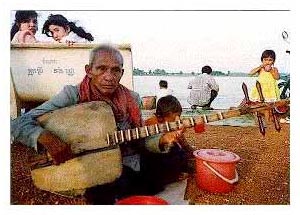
<box><xmin>203</xmin><ymin>161</ymin><xmax>239</xmax><ymax>184</ymax></box>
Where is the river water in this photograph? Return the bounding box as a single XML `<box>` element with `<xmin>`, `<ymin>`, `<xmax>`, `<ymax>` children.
<box><xmin>133</xmin><ymin>76</ymin><xmax>258</xmax><ymax>109</ymax></box>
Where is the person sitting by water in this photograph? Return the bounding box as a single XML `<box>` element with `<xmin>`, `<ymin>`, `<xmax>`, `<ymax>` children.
<box><xmin>142</xmin><ymin>95</ymin><xmax>192</xmax><ymax>193</ymax></box>
<box><xmin>187</xmin><ymin>65</ymin><xmax>219</xmax><ymax>110</ymax></box>
<box><xmin>11</xmin><ymin>10</ymin><xmax>38</xmax><ymax>43</ymax></box>
<box><xmin>155</xmin><ymin>80</ymin><xmax>173</xmax><ymax>103</ymax></box>
<box><xmin>42</xmin><ymin>14</ymin><xmax>94</xmax><ymax>44</ymax></box>
<box><xmin>10</xmin><ymin>44</ymin><xmax>183</xmax><ymax>204</ymax></box>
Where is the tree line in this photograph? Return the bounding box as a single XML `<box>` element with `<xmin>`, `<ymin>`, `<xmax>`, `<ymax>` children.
<box><xmin>133</xmin><ymin>68</ymin><xmax>249</xmax><ymax>77</ymax></box>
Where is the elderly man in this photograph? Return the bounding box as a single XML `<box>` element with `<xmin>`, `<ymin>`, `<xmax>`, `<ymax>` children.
<box><xmin>11</xmin><ymin>44</ymin><xmax>182</xmax><ymax>204</ymax></box>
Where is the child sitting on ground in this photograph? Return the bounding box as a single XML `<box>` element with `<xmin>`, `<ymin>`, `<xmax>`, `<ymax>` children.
<box><xmin>42</xmin><ymin>14</ymin><xmax>94</xmax><ymax>44</ymax></box>
<box><xmin>140</xmin><ymin>95</ymin><xmax>193</xmax><ymax>193</ymax></box>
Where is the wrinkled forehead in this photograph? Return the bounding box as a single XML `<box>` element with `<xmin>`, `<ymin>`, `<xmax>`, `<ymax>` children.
<box><xmin>92</xmin><ymin>50</ymin><xmax>123</xmax><ymax>66</ymax></box>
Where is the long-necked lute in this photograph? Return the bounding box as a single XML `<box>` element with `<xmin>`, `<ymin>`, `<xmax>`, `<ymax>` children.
<box><xmin>31</xmin><ymin>99</ymin><xmax>289</xmax><ymax>196</ymax></box>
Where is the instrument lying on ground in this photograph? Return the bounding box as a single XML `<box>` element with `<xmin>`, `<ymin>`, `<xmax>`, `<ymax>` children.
<box><xmin>31</xmin><ymin>97</ymin><xmax>289</xmax><ymax>196</ymax></box>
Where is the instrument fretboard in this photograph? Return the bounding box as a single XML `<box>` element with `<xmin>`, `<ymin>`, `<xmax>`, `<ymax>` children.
<box><xmin>106</xmin><ymin>109</ymin><xmax>242</xmax><ymax>146</ymax></box>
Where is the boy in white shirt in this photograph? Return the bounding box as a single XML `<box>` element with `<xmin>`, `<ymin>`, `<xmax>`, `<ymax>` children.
<box><xmin>156</xmin><ymin>80</ymin><xmax>173</xmax><ymax>103</ymax></box>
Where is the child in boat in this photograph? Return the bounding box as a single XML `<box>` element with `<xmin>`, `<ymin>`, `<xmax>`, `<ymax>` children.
<box><xmin>249</xmin><ymin>49</ymin><xmax>280</xmax><ymax>102</ymax></box>
<box><xmin>140</xmin><ymin>95</ymin><xmax>192</xmax><ymax>193</ymax></box>
<box><xmin>11</xmin><ymin>10</ymin><xmax>38</xmax><ymax>43</ymax></box>
<box><xmin>42</xmin><ymin>14</ymin><xmax>94</xmax><ymax>44</ymax></box>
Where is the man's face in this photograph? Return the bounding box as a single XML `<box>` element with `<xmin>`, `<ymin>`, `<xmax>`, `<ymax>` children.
<box><xmin>85</xmin><ymin>51</ymin><xmax>124</xmax><ymax>96</ymax></box>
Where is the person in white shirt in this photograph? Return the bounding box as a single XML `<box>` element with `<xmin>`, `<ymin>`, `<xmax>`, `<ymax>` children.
<box><xmin>187</xmin><ymin>65</ymin><xmax>219</xmax><ymax>110</ymax></box>
<box><xmin>42</xmin><ymin>14</ymin><xmax>94</xmax><ymax>44</ymax></box>
<box><xmin>156</xmin><ymin>80</ymin><xmax>173</xmax><ymax>103</ymax></box>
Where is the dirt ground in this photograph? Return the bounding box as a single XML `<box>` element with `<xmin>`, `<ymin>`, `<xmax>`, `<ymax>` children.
<box><xmin>10</xmin><ymin>123</ymin><xmax>289</xmax><ymax>205</ymax></box>
<box><xmin>184</xmin><ymin>123</ymin><xmax>290</xmax><ymax>205</ymax></box>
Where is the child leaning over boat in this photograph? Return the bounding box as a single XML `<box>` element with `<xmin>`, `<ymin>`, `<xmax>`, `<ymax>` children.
<box><xmin>11</xmin><ymin>10</ymin><xmax>38</xmax><ymax>44</ymax></box>
<box><xmin>42</xmin><ymin>14</ymin><xmax>94</xmax><ymax>45</ymax></box>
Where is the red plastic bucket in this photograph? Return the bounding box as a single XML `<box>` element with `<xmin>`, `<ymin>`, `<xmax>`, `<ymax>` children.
<box><xmin>193</xmin><ymin>149</ymin><xmax>240</xmax><ymax>193</ymax></box>
<box><xmin>115</xmin><ymin>195</ymin><xmax>168</xmax><ymax>205</ymax></box>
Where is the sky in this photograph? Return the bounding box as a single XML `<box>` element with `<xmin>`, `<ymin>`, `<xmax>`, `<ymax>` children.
<box><xmin>10</xmin><ymin>10</ymin><xmax>291</xmax><ymax>74</ymax></box>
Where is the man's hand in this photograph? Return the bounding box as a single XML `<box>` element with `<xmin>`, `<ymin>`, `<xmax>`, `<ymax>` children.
<box><xmin>37</xmin><ymin>130</ymin><xmax>73</xmax><ymax>165</ymax></box>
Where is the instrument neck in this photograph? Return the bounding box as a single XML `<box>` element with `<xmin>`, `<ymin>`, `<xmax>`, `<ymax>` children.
<box><xmin>107</xmin><ymin>109</ymin><xmax>243</xmax><ymax>145</ymax></box>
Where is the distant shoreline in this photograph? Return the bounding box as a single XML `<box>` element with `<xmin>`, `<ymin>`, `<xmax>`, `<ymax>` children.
<box><xmin>133</xmin><ymin>73</ymin><xmax>248</xmax><ymax>77</ymax></box>
<box><xmin>133</xmin><ymin>72</ymin><xmax>289</xmax><ymax>79</ymax></box>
